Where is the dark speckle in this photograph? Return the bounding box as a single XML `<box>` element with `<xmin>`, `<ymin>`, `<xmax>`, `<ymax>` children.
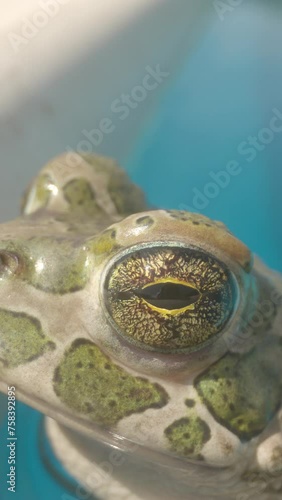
<box><xmin>48</xmin><ymin>341</ymin><xmax>56</xmax><ymax>351</ymax></box>
<box><xmin>135</xmin><ymin>216</ymin><xmax>154</xmax><ymax>228</ymax></box>
<box><xmin>85</xmin><ymin>402</ymin><xmax>94</xmax><ymax>413</ymax></box>
<box><xmin>53</xmin><ymin>367</ymin><xmax>62</xmax><ymax>384</ymax></box>
<box><xmin>185</xmin><ymin>399</ymin><xmax>196</xmax><ymax>408</ymax></box>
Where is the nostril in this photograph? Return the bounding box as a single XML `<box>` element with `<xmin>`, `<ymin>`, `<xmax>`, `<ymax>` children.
<box><xmin>0</xmin><ymin>251</ymin><xmax>22</xmax><ymax>275</ymax></box>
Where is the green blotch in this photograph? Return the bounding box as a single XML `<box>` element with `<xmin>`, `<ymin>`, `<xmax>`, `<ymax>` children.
<box><xmin>2</xmin><ymin>238</ymin><xmax>91</xmax><ymax>294</ymax></box>
<box><xmin>63</xmin><ymin>178</ymin><xmax>101</xmax><ymax>215</ymax></box>
<box><xmin>164</xmin><ymin>415</ymin><xmax>210</xmax><ymax>458</ymax></box>
<box><xmin>21</xmin><ymin>173</ymin><xmax>53</xmax><ymax>214</ymax></box>
<box><xmin>87</xmin><ymin>229</ymin><xmax>120</xmax><ymax>260</ymax></box>
<box><xmin>195</xmin><ymin>340</ymin><xmax>282</xmax><ymax>441</ymax></box>
<box><xmin>53</xmin><ymin>339</ymin><xmax>169</xmax><ymax>426</ymax></box>
<box><xmin>0</xmin><ymin>309</ymin><xmax>55</xmax><ymax>368</ymax></box>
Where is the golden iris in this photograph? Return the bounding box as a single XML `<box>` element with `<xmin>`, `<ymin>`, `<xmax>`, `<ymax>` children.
<box><xmin>104</xmin><ymin>246</ymin><xmax>238</xmax><ymax>353</ymax></box>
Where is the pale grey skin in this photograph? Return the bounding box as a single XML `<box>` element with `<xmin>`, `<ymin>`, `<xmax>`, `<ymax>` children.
<box><xmin>0</xmin><ymin>153</ymin><xmax>282</xmax><ymax>499</ymax></box>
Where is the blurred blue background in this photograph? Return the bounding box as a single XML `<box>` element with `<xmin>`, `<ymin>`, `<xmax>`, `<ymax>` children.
<box><xmin>126</xmin><ymin>1</ymin><xmax>282</xmax><ymax>273</ymax></box>
<box><xmin>1</xmin><ymin>2</ymin><xmax>282</xmax><ymax>499</ymax></box>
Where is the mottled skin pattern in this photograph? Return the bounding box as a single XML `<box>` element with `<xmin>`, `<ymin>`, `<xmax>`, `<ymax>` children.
<box><xmin>0</xmin><ymin>153</ymin><xmax>282</xmax><ymax>499</ymax></box>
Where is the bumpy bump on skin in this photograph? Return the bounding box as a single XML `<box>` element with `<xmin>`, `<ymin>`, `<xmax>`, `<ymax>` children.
<box><xmin>53</xmin><ymin>339</ymin><xmax>169</xmax><ymax>426</ymax></box>
<box><xmin>1</xmin><ymin>238</ymin><xmax>91</xmax><ymax>294</ymax></box>
<box><xmin>63</xmin><ymin>178</ymin><xmax>101</xmax><ymax>215</ymax></box>
<box><xmin>0</xmin><ymin>309</ymin><xmax>55</xmax><ymax>367</ymax></box>
<box><xmin>164</xmin><ymin>415</ymin><xmax>211</xmax><ymax>459</ymax></box>
<box><xmin>195</xmin><ymin>339</ymin><xmax>282</xmax><ymax>441</ymax></box>
<box><xmin>21</xmin><ymin>173</ymin><xmax>53</xmax><ymax>214</ymax></box>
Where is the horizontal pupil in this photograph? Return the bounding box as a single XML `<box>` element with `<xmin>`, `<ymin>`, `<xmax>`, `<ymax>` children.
<box><xmin>136</xmin><ymin>283</ymin><xmax>200</xmax><ymax>310</ymax></box>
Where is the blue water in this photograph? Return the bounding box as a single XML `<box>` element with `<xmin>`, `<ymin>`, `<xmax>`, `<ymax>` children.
<box><xmin>1</xmin><ymin>3</ymin><xmax>282</xmax><ymax>499</ymax></box>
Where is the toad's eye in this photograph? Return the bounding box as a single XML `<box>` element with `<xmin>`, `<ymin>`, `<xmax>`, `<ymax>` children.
<box><xmin>103</xmin><ymin>246</ymin><xmax>239</xmax><ymax>354</ymax></box>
